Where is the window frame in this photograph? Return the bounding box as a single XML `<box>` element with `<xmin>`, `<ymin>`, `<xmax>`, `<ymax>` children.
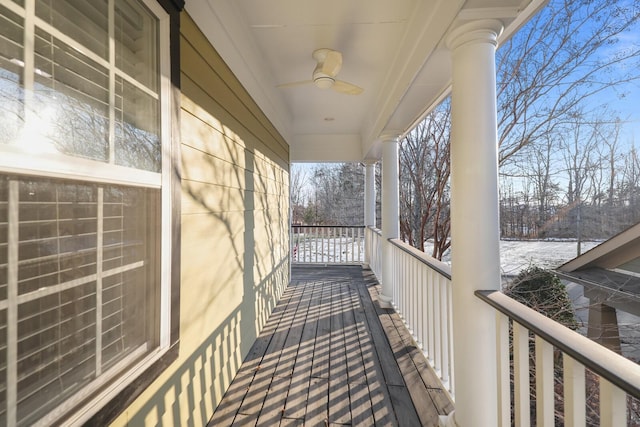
<box><xmin>0</xmin><ymin>0</ymin><xmax>182</xmax><ymax>425</ymax></box>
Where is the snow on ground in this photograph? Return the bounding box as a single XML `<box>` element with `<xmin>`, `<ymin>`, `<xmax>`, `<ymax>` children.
<box><xmin>499</xmin><ymin>239</ymin><xmax>602</xmax><ymax>276</ymax></box>
<box><xmin>425</xmin><ymin>239</ymin><xmax>602</xmax><ymax>277</ymax></box>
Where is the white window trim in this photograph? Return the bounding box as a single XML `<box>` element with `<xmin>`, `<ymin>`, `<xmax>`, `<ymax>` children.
<box><xmin>0</xmin><ymin>0</ymin><xmax>174</xmax><ymax>424</ymax></box>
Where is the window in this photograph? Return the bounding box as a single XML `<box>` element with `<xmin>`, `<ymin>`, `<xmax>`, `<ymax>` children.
<box><xmin>0</xmin><ymin>0</ymin><xmax>173</xmax><ymax>425</ymax></box>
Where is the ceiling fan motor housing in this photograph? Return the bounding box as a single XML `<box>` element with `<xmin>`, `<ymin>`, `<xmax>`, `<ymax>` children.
<box><xmin>313</xmin><ymin>71</ymin><xmax>335</xmax><ymax>89</ymax></box>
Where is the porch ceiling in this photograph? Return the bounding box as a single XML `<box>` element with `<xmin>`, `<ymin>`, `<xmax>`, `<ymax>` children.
<box><xmin>185</xmin><ymin>0</ymin><xmax>545</xmax><ymax>162</ymax></box>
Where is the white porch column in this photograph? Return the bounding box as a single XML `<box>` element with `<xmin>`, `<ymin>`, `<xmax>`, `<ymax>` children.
<box><xmin>364</xmin><ymin>162</ymin><xmax>376</xmax><ymax>227</ymax></box>
<box><xmin>446</xmin><ymin>19</ymin><xmax>503</xmax><ymax>427</ymax></box>
<box><xmin>364</xmin><ymin>161</ymin><xmax>376</xmax><ymax>265</ymax></box>
<box><xmin>380</xmin><ymin>136</ymin><xmax>399</xmax><ymax>308</ymax></box>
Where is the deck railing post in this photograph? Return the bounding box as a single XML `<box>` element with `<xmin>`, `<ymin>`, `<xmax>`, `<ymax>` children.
<box><xmin>445</xmin><ymin>19</ymin><xmax>504</xmax><ymax>426</ymax></box>
<box><xmin>380</xmin><ymin>136</ymin><xmax>399</xmax><ymax>308</ymax></box>
<box><xmin>364</xmin><ymin>162</ymin><xmax>376</xmax><ymax>267</ymax></box>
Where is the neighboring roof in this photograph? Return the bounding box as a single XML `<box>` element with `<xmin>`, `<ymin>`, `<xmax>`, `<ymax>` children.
<box><xmin>559</xmin><ymin>222</ymin><xmax>640</xmax><ymax>272</ymax></box>
<box><xmin>557</xmin><ymin>222</ymin><xmax>640</xmax><ymax>316</ymax></box>
<box><xmin>555</xmin><ymin>268</ymin><xmax>640</xmax><ymax>316</ymax></box>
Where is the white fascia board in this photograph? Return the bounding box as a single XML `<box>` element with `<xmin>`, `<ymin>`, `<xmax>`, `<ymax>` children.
<box><xmin>362</xmin><ymin>0</ymin><xmax>461</xmax><ymax>145</ymax></box>
<box><xmin>290</xmin><ymin>134</ymin><xmax>362</xmax><ymax>162</ymax></box>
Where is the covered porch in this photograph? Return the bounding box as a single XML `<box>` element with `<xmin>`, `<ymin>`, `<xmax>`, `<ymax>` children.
<box><xmin>184</xmin><ymin>0</ymin><xmax>553</xmax><ymax>422</ymax></box>
<box><xmin>210</xmin><ymin>227</ymin><xmax>640</xmax><ymax>425</ymax></box>
<box><xmin>209</xmin><ymin>265</ymin><xmax>453</xmax><ymax>426</ymax></box>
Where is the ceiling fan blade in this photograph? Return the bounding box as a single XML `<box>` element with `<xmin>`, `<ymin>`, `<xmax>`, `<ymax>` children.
<box><xmin>322</xmin><ymin>50</ymin><xmax>342</xmax><ymax>77</ymax></box>
<box><xmin>276</xmin><ymin>80</ymin><xmax>313</xmax><ymax>89</ymax></box>
<box><xmin>332</xmin><ymin>80</ymin><xmax>364</xmax><ymax>95</ymax></box>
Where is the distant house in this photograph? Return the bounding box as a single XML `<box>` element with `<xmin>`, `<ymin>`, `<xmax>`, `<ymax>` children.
<box><xmin>557</xmin><ymin>223</ymin><xmax>640</xmax><ymax>357</ymax></box>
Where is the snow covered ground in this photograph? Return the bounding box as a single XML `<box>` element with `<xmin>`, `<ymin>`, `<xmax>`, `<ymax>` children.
<box><xmin>425</xmin><ymin>239</ymin><xmax>602</xmax><ymax>276</ymax></box>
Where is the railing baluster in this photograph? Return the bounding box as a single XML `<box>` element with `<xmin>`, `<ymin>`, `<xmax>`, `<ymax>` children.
<box><xmin>351</xmin><ymin>227</ymin><xmax>355</xmax><ymax>263</ymax></box>
<box><xmin>416</xmin><ymin>258</ymin><xmax>422</xmax><ymax>340</ymax></box>
<box><xmin>397</xmin><ymin>247</ymin><xmax>401</xmax><ymax>309</ymax></box>
<box><xmin>496</xmin><ymin>312</ymin><xmax>510</xmax><ymax>427</ymax></box>
<box><xmin>447</xmin><ymin>279</ymin><xmax>454</xmax><ymax>398</ymax></box>
<box><xmin>440</xmin><ymin>275</ymin><xmax>449</xmax><ymax>385</ymax></box>
<box><xmin>414</xmin><ymin>257</ymin><xmax>421</xmax><ymax>345</ymax></box>
<box><xmin>535</xmin><ymin>336</ymin><xmax>554</xmax><ymax>426</ymax></box>
<box><xmin>422</xmin><ymin>263</ymin><xmax>428</xmax><ymax>353</ymax></box>
<box><xmin>563</xmin><ymin>354</ymin><xmax>585</xmax><ymax>427</ymax></box>
<box><xmin>428</xmin><ymin>269</ymin><xmax>435</xmax><ymax>364</ymax></box>
<box><xmin>314</xmin><ymin>226</ymin><xmax>318</xmax><ymax>263</ymax></box>
<box><xmin>600</xmin><ymin>378</ymin><xmax>626</xmax><ymax>427</ymax></box>
<box><xmin>513</xmin><ymin>322</ymin><xmax>531</xmax><ymax>427</ymax></box>
<box><xmin>434</xmin><ymin>274</ymin><xmax>442</xmax><ymax>373</ymax></box>
<box><xmin>302</xmin><ymin>229</ymin><xmax>306</xmax><ymax>262</ymax></box>
<box><xmin>337</xmin><ymin>227</ymin><xmax>341</xmax><ymax>262</ymax></box>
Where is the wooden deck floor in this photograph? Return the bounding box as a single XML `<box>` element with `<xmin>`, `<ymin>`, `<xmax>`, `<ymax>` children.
<box><xmin>208</xmin><ymin>265</ymin><xmax>454</xmax><ymax>426</ymax></box>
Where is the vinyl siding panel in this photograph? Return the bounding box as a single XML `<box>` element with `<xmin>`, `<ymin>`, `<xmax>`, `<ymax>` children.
<box><xmin>110</xmin><ymin>11</ymin><xmax>289</xmax><ymax>426</ymax></box>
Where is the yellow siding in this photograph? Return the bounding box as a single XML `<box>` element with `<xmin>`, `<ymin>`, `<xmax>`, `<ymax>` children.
<box><xmin>110</xmin><ymin>12</ymin><xmax>289</xmax><ymax>426</ymax></box>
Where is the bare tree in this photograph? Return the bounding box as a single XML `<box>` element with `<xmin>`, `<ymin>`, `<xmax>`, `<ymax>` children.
<box><xmin>290</xmin><ymin>165</ymin><xmax>308</xmax><ymax>224</ymax></box>
<box><xmin>307</xmin><ymin>163</ymin><xmax>364</xmax><ymax>226</ymax></box>
<box><xmin>558</xmin><ymin>113</ymin><xmax>601</xmax><ymax>254</ymax></box>
<box><xmin>399</xmin><ymin>100</ymin><xmax>451</xmax><ymax>259</ymax></box>
<box><xmin>497</xmin><ymin>0</ymin><xmax>640</xmax><ymax>167</ymax></box>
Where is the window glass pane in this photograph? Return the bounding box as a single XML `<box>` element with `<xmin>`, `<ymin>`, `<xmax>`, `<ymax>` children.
<box><xmin>17</xmin><ymin>285</ymin><xmax>97</xmax><ymax>426</ymax></box>
<box><xmin>102</xmin><ymin>186</ymin><xmax>159</xmax><ymax>370</ymax></box>
<box><xmin>115</xmin><ymin>0</ymin><xmax>158</xmax><ymax>91</ymax></box>
<box><xmin>33</xmin><ymin>28</ymin><xmax>109</xmax><ymax>161</ymax></box>
<box><xmin>0</xmin><ymin>6</ymin><xmax>25</xmax><ymax>146</ymax></box>
<box><xmin>0</xmin><ymin>175</ymin><xmax>160</xmax><ymax>426</ymax></box>
<box><xmin>115</xmin><ymin>76</ymin><xmax>160</xmax><ymax>172</ymax></box>
<box><xmin>18</xmin><ymin>181</ymin><xmax>97</xmax><ymax>295</ymax></box>
<box><xmin>36</xmin><ymin>0</ymin><xmax>108</xmax><ymax>59</ymax></box>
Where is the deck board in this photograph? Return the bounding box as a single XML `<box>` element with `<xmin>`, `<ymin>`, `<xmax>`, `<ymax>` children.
<box><xmin>208</xmin><ymin>265</ymin><xmax>454</xmax><ymax>426</ymax></box>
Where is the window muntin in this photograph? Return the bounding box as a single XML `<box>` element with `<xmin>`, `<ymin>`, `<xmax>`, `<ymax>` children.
<box><xmin>0</xmin><ymin>5</ymin><xmax>25</xmax><ymax>147</ymax></box>
<box><xmin>0</xmin><ymin>0</ymin><xmax>170</xmax><ymax>425</ymax></box>
<box><xmin>1</xmin><ymin>0</ymin><xmax>162</xmax><ymax>174</ymax></box>
<box><xmin>35</xmin><ymin>1</ymin><xmax>109</xmax><ymax>60</ymax></box>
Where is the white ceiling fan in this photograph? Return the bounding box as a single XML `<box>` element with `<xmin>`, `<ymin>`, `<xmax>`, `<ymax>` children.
<box><xmin>277</xmin><ymin>48</ymin><xmax>364</xmax><ymax>95</ymax></box>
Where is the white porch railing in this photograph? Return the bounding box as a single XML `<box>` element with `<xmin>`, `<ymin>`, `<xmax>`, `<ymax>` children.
<box><xmin>365</xmin><ymin>226</ymin><xmax>455</xmax><ymax>398</ymax></box>
<box><xmin>291</xmin><ymin>225</ymin><xmax>364</xmax><ymax>264</ymax></box>
<box><xmin>478</xmin><ymin>290</ymin><xmax>640</xmax><ymax>427</ymax></box>
<box><xmin>363</xmin><ymin>226</ymin><xmax>640</xmax><ymax>425</ymax></box>
<box><xmin>365</xmin><ymin>226</ymin><xmax>382</xmax><ymax>275</ymax></box>
<box><xmin>389</xmin><ymin>238</ymin><xmax>454</xmax><ymax>397</ymax></box>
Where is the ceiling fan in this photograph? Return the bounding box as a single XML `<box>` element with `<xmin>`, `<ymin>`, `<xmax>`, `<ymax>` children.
<box><xmin>277</xmin><ymin>48</ymin><xmax>364</xmax><ymax>95</ymax></box>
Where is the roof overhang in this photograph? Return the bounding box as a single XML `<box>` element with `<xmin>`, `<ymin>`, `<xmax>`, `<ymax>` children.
<box><xmin>185</xmin><ymin>0</ymin><xmax>548</xmax><ymax>162</ymax></box>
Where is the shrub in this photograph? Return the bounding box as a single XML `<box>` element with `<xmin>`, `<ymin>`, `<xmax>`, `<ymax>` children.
<box><xmin>504</xmin><ymin>265</ymin><xmax>578</xmax><ymax>330</ymax></box>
